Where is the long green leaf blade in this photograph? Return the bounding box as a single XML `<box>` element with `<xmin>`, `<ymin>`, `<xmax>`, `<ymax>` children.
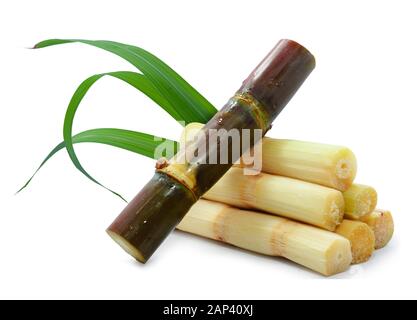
<box><xmin>34</xmin><ymin>39</ymin><xmax>217</xmax><ymax>123</ymax></box>
<box><xmin>18</xmin><ymin>128</ymin><xmax>178</xmax><ymax>194</ymax></box>
<box><xmin>59</xmin><ymin>71</ymin><xmax>181</xmax><ymax>199</ymax></box>
<box><xmin>29</xmin><ymin>39</ymin><xmax>218</xmax><ymax>199</ymax></box>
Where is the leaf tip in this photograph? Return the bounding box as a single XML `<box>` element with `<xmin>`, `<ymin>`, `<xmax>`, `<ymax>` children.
<box><xmin>15</xmin><ymin>187</ymin><xmax>25</xmax><ymax>195</ymax></box>
<box><xmin>29</xmin><ymin>42</ymin><xmax>43</xmax><ymax>49</ymax></box>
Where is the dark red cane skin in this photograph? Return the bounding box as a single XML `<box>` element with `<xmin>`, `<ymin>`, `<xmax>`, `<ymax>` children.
<box><xmin>107</xmin><ymin>39</ymin><xmax>315</xmax><ymax>263</ymax></box>
<box><xmin>240</xmin><ymin>39</ymin><xmax>316</xmax><ymax>120</ymax></box>
<box><xmin>107</xmin><ymin>173</ymin><xmax>195</xmax><ymax>262</ymax></box>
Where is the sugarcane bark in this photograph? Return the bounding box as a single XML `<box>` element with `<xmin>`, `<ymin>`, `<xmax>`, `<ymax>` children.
<box><xmin>107</xmin><ymin>39</ymin><xmax>316</xmax><ymax>263</ymax></box>
<box><xmin>107</xmin><ymin>173</ymin><xmax>195</xmax><ymax>262</ymax></box>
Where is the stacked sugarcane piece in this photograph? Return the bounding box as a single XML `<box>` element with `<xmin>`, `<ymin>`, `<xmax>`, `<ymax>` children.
<box><xmin>176</xmin><ymin>123</ymin><xmax>394</xmax><ymax>276</ymax></box>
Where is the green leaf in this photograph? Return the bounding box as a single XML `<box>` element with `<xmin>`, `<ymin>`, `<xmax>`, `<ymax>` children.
<box><xmin>58</xmin><ymin>71</ymin><xmax>183</xmax><ymax>200</ymax></box>
<box><xmin>34</xmin><ymin>39</ymin><xmax>217</xmax><ymax>123</ymax></box>
<box><xmin>18</xmin><ymin>128</ymin><xmax>179</xmax><ymax>197</ymax></box>
<box><xmin>32</xmin><ymin>39</ymin><xmax>218</xmax><ymax>198</ymax></box>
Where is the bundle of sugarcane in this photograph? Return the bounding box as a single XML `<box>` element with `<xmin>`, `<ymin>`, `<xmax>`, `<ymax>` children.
<box><xmin>107</xmin><ymin>39</ymin><xmax>316</xmax><ymax>262</ymax></box>
<box><xmin>176</xmin><ymin>123</ymin><xmax>394</xmax><ymax>275</ymax></box>
<box><xmin>25</xmin><ymin>38</ymin><xmax>394</xmax><ymax>277</ymax></box>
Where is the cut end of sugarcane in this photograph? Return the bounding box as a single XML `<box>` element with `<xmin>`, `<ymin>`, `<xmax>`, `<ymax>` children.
<box><xmin>343</xmin><ymin>184</ymin><xmax>378</xmax><ymax>219</ymax></box>
<box><xmin>333</xmin><ymin>148</ymin><xmax>357</xmax><ymax>191</ymax></box>
<box><xmin>324</xmin><ymin>193</ymin><xmax>345</xmax><ymax>231</ymax></box>
<box><xmin>106</xmin><ymin>230</ymin><xmax>146</xmax><ymax>263</ymax></box>
<box><xmin>336</xmin><ymin>220</ymin><xmax>375</xmax><ymax>264</ymax></box>
<box><xmin>350</xmin><ymin>225</ymin><xmax>375</xmax><ymax>264</ymax></box>
<box><xmin>327</xmin><ymin>196</ymin><xmax>344</xmax><ymax>230</ymax></box>
<box><xmin>325</xmin><ymin>238</ymin><xmax>353</xmax><ymax>276</ymax></box>
<box><xmin>335</xmin><ymin>160</ymin><xmax>351</xmax><ymax>179</ymax></box>
<box><xmin>361</xmin><ymin>209</ymin><xmax>394</xmax><ymax>249</ymax></box>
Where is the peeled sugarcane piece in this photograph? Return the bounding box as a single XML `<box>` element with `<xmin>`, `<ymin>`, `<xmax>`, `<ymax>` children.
<box><xmin>181</xmin><ymin>123</ymin><xmax>357</xmax><ymax>191</ymax></box>
<box><xmin>204</xmin><ymin>167</ymin><xmax>344</xmax><ymax>231</ymax></box>
<box><xmin>107</xmin><ymin>40</ymin><xmax>316</xmax><ymax>263</ymax></box>
<box><xmin>177</xmin><ymin>199</ymin><xmax>352</xmax><ymax>276</ymax></box>
<box><xmin>335</xmin><ymin>220</ymin><xmax>375</xmax><ymax>264</ymax></box>
<box><xmin>343</xmin><ymin>184</ymin><xmax>377</xmax><ymax>219</ymax></box>
<box><xmin>254</xmin><ymin>138</ymin><xmax>356</xmax><ymax>191</ymax></box>
<box><xmin>360</xmin><ymin>209</ymin><xmax>394</xmax><ymax>249</ymax></box>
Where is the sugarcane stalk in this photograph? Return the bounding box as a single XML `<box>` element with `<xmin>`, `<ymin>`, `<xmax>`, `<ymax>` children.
<box><xmin>250</xmin><ymin>138</ymin><xmax>356</xmax><ymax>191</ymax></box>
<box><xmin>360</xmin><ymin>209</ymin><xmax>394</xmax><ymax>249</ymax></box>
<box><xmin>203</xmin><ymin>167</ymin><xmax>344</xmax><ymax>231</ymax></box>
<box><xmin>335</xmin><ymin>220</ymin><xmax>375</xmax><ymax>264</ymax></box>
<box><xmin>343</xmin><ymin>184</ymin><xmax>378</xmax><ymax>219</ymax></box>
<box><xmin>182</xmin><ymin>123</ymin><xmax>357</xmax><ymax>191</ymax></box>
<box><xmin>177</xmin><ymin>199</ymin><xmax>352</xmax><ymax>276</ymax></box>
<box><xmin>107</xmin><ymin>39</ymin><xmax>316</xmax><ymax>262</ymax></box>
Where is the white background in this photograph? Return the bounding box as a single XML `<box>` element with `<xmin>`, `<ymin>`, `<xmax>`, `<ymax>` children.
<box><xmin>0</xmin><ymin>0</ymin><xmax>416</xmax><ymax>299</ymax></box>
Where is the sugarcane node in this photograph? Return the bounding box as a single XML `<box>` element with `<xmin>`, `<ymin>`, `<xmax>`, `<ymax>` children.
<box><xmin>270</xmin><ymin>219</ymin><xmax>298</xmax><ymax>256</ymax></box>
<box><xmin>233</xmin><ymin>93</ymin><xmax>271</xmax><ymax>132</ymax></box>
<box><xmin>238</xmin><ymin>171</ymin><xmax>263</xmax><ymax>209</ymax></box>
<box><xmin>213</xmin><ymin>206</ymin><xmax>230</xmax><ymax>243</ymax></box>
<box><xmin>107</xmin><ymin>39</ymin><xmax>316</xmax><ymax>263</ymax></box>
